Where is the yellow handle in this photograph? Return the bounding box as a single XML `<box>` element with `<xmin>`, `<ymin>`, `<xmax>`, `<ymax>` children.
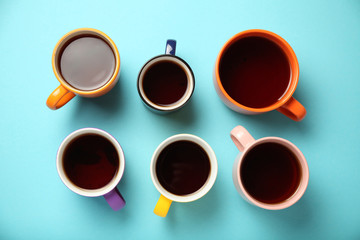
<box><xmin>154</xmin><ymin>195</ymin><xmax>172</xmax><ymax>217</ymax></box>
<box><xmin>46</xmin><ymin>85</ymin><xmax>76</xmax><ymax>110</ymax></box>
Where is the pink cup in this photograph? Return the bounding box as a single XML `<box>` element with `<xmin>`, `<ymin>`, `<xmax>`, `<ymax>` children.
<box><xmin>231</xmin><ymin>126</ymin><xmax>309</xmax><ymax>210</ymax></box>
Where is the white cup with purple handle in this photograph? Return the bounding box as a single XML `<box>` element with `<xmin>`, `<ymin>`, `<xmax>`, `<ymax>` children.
<box><xmin>56</xmin><ymin>128</ymin><xmax>126</xmax><ymax>211</ymax></box>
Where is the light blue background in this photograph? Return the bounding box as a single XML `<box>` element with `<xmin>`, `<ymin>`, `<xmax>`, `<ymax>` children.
<box><xmin>1</xmin><ymin>0</ymin><xmax>359</xmax><ymax>239</ymax></box>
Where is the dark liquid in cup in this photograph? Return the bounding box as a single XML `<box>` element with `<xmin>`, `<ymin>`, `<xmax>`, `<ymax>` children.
<box><xmin>219</xmin><ymin>36</ymin><xmax>291</xmax><ymax>108</ymax></box>
<box><xmin>241</xmin><ymin>142</ymin><xmax>301</xmax><ymax>204</ymax></box>
<box><xmin>63</xmin><ymin>134</ymin><xmax>119</xmax><ymax>190</ymax></box>
<box><xmin>59</xmin><ymin>36</ymin><xmax>115</xmax><ymax>91</ymax></box>
<box><xmin>142</xmin><ymin>60</ymin><xmax>188</xmax><ymax>106</ymax></box>
<box><xmin>156</xmin><ymin>141</ymin><xmax>210</xmax><ymax>195</ymax></box>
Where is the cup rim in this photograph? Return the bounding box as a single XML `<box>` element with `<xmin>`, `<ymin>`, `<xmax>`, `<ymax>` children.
<box><xmin>137</xmin><ymin>55</ymin><xmax>195</xmax><ymax>112</ymax></box>
<box><xmin>235</xmin><ymin>137</ymin><xmax>309</xmax><ymax>210</ymax></box>
<box><xmin>56</xmin><ymin>128</ymin><xmax>125</xmax><ymax>197</ymax></box>
<box><xmin>52</xmin><ymin>28</ymin><xmax>120</xmax><ymax>95</ymax></box>
<box><xmin>150</xmin><ymin>134</ymin><xmax>218</xmax><ymax>202</ymax></box>
<box><xmin>214</xmin><ymin>29</ymin><xmax>300</xmax><ymax>113</ymax></box>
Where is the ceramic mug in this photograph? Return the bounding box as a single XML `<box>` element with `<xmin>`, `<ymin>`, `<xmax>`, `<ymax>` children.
<box><xmin>214</xmin><ymin>29</ymin><xmax>306</xmax><ymax>121</ymax></box>
<box><xmin>57</xmin><ymin>128</ymin><xmax>126</xmax><ymax>211</ymax></box>
<box><xmin>137</xmin><ymin>40</ymin><xmax>195</xmax><ymax>113</ymax></box>
<box><xmin>150</xmin><ymin>134</ymin><xmax>217</xmax><ymax>217</ymax></box>
<box><xmin>47</xmin><ymin>28</ymin><xmax>120</xmax><ymax>110</ymax></box>
<box><xmin>231</xmin><ymin>126</ymin><xmax>309</xmax><ymax>210</ymax></box>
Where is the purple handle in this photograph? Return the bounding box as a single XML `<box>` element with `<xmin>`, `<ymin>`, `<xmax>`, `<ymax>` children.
<box><xmin>103</xmin><ymin>188</ymin><xmax>126</xmax><ymax>211</ymax></box>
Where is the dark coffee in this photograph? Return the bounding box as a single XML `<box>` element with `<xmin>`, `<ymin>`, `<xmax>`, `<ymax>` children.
<box><xmin>59</xmin><ymin>36</ymin><xmax>115</xmax><ymax>91</ymax></box>
<box><xmin>63</xmin><ymin>134</ymin><xmax>119</xmax><ymax>190</ymax></box>
<box><xmin>156</xmin><ymin>141</ymin><xmax>210</xmax><ymax>195</ymax></box>
<box><xmin>241</xmin><ymin>142</ymin><xmax>301</xmax><ymax>204</ymax></box>
<box><xmin>219</xmin><ymin>36</ymin><xmax>291</xmax><ymax>108</ymax></box>
<box><xmin>142</xmin><ymin>60</ymin><xmax>188</xmax><ymax>106</ymax></box>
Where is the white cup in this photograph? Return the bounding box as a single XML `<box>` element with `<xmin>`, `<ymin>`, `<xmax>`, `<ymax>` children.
<box><xmin>57</xmin><ymin>128</ymin><xmax>126</xmax><ymax>211</ymax></box>
<box><xmin>150</xmin><ymin>134</ymin><xmax>218</xmax><ymax>217</ymax></box>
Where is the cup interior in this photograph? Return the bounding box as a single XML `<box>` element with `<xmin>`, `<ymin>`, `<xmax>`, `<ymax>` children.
<box><xmin>236</xmin><ymin>137</ymin><xmax>309</xmax><ymax>210</ymax></box>
<box><xmin>150</xmin><ymin>134</ymin><xmax>217</xmax><ymax>202</ymax></box>
<box><xmin>52</xmin><ymin>28</ymin><xmax>120</xmax><ymax>94</ymax></box>
<box><xmin>57</xmin><ymin>128</ymin><xmax>125</xmax><ymax>197</ymax></box>
<box><xmin>215</xmin><ymin>29</ymin><xmax>299</xmax><ymax>112</ymax></box>
<box><xmin>137</xmin><ymin>55</ymin><xmax>195</xmax><ymax>111</ymax></box>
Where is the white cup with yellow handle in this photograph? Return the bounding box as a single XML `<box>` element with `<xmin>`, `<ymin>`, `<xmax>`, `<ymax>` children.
<box><xmin>150</xmin><ymin>134</ymin><xmax>218</xmax><ymax>217</ymax></box>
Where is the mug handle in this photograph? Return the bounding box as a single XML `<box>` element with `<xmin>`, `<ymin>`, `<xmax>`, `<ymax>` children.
<box><xmin>103</xmin><ymin>188</ymin><xmax>126</xmax><ymax>211</ymax></box>
<box><xmin>165</xmin><ymin>39</ymin><xmax>176</xmax><ymax>55</ymax></box>
<box><xmin>46</xmin><ymin>85</ymin><xmax>76</xmax><ymax>110</ymax></box>
<box><xmin>154</xmin><ymin>194</ymin><xmax>172</xmax><ymax>217</ymax></box>
<box><xmin>277</xmin><ymin>97</ymin><xmax>306</xmax><ymax>121</ymax></box>
<box><xmin>230</xmin><ymin>126</ymin><xmax>255</xmax><ymax>152</ymax></box>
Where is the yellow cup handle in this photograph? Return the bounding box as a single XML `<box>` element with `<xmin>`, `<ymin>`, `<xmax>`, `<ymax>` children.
<box><xmin>154</xmin><ymin>195</ymin><xmax>172</xmax><ymax>217</ymax></box>
<box><xmin>46</xmin><ymin>85</ymin><xmax>76</xmax><ymax>110</ymax></box>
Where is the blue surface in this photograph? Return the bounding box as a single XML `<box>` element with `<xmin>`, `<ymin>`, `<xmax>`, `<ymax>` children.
<box><xmin>1</xmin><ymin>0</ymin><xmax>360</xmax><ymax>239</ymax></box>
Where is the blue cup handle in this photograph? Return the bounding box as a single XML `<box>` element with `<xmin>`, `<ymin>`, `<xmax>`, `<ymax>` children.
<box><xmin>165</xmin><ymin>40</ymin><xmax>176</xmax><ymax>55</ymax></box>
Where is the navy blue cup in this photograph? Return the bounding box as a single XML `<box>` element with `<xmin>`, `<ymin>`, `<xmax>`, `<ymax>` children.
<box><xmin>137</xmin><ymin>40</ymin><xmax>195</xmax><ymax>113</ymax></box>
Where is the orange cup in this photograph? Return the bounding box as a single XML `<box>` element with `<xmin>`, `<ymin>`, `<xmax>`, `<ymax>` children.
<box><xmin>214</xmin><ymin>29</ymin><xmax>306</xmax><ymax>121</ymax></box>
<box><xmin>46</xmin><ymin>28</ymin><xmax>120</xmax><ymax>110</ymax></box>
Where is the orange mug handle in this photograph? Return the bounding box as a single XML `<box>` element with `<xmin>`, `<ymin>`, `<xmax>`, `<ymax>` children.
<box><xmin>46</xmin><ymin>85</ymin><xmax>76</xmax><ymax>110</ymax></box>
<box><xmin>277</xmin><ymin>97</ymin><xmax>306</xmax><ymax>121</ymax></box>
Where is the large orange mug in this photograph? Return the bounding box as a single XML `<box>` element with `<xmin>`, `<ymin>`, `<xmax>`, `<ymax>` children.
<box><xmin>46</xmin><ymin>28</ymin><xmax>120</xmax><ymax>110</ymax></box>
<box><xmin>214</xmin><ymin>29</ymin><xmax>306</xmax><ymax>121</ymax></box>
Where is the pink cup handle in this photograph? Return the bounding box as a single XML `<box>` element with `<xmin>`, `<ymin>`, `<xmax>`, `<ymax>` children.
<box><xmin>230</xmin><ymin>126</ymin><xmax>255</xmax><ymax>152</ymax></box>
<box><xmin>103</xmin><ymin>188</ymin><xmax>126</xmax><ymax>211</ymax></box>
